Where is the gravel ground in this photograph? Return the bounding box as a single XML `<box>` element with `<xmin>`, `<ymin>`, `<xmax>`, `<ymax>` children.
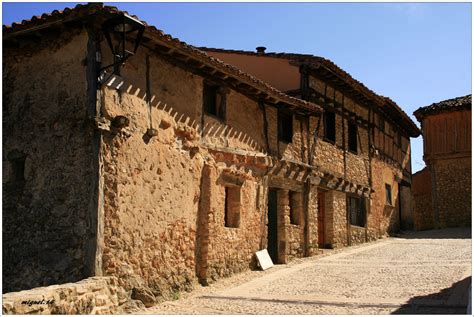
<box><xmin>138</xmin><ymin>228</ymin><xmax>472</xmax><ymax>314</ymax></box>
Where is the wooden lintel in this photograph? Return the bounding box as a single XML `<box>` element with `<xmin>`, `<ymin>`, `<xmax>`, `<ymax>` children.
<box><xmin>269</xmin><ymin>176</ymin><xmax>304</xmax><ymax>192</ymax></box>
<box><xmin>219</xmin><ymin>173</ymin><xmax>245</xmax><ymax>187</ymax></box>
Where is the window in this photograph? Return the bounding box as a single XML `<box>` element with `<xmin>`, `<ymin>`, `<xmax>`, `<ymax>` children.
<box><xmin>324</xmin><ymin>111</ymin><xmax>336</xmax><ymax>143</ymax></box>
<box><xmin>348</xmin><ymin>196</ymin><xmax>366</xmax><ymax>227</ymax></box>
<box><xmin>203</xmin><ymin>83</ymin><xmax>225</xmax><ymax>120</ymax></box>
<box><xmin>385</xmin><ymin>184</ymin><xmax>392</xmax><ymax>206</ymax></box>
<box><xmin>225</xmin><ymin>186</ymin><xmax>241</xmax><ymax>228</ymax></box>
<box><xmin>348</xmin><ymin>121</ymin><xmax>358</xmax><ymax>153</ymax></box>
<box><xmin>278</xmin><ymin>109</ymin><xmax>293</xmax><ymax>143</ymax></box>
<box><xmin>289</xmin><ymin>191</ymin><xmax>303</xmax><ymax>225</ymax></box>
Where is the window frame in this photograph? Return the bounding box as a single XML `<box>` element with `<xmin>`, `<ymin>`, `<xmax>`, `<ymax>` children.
<box><xmin>324</xmin><ymin>111</ymin><xmax>336</xmax><ymax>143</ymax></box>
<box><xmin>348</xmin><ymin>121</ymin><xmax>358</xmax><ymax>154</ymax></box>
<box><xmin>203</xmin><ymin>82</ymin><xmax>226</xmax><ymax>121</ymax></box>
<box><xmin>278</xmin><ymin>109</ymin><xmax>293</xmax><ymax>144</ymax></box>
<box><xmin>348</xmin><ymin>195</ymin><xmax>366</xmax><ymax>228</ymax></box>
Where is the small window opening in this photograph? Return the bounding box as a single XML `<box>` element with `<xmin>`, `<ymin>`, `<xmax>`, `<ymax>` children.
<box><xmin>385</xmin><ymin>184</ymin><xmax>392</xmax><ymax>206</ymax></box>
<box><xmin>348</xmin><ymin>121</ymin><xmax>358</xmax><ymax>153</ymax></box>
<box><xmin>289</xmin><ymin>191</ymin><xmax>303</xmax><ymax>225</ymax></box>
<box><xmin>225</xmin><ymin>186</ymin><xmax>241</xmax><ymax>228</ymax></box>
<box><xmin>324</xmin><ymin>111</ymin><xmax>336</xmax><ymax>143</ymax></box>
<box><xmin>278</xmin><ymin>109</ymin><xmax>293</xmax><ymax>143</ymax></box>
<box><xmin>348</xmin><ymin>195</ymin><xmax>366</xmax><ymax>227</ymax></box>
<box><xmin>203</xmin><ymin>83</ymin><xmax>225</xmax><ymax>120</ymax></box>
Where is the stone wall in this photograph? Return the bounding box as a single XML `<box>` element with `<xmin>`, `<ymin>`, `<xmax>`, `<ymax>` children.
<box><xmin>325</xmin><ymin>190</ymin><xmax>348</xmax><ymax>248</ymax></box>
<box><xmin>349</xmin><ymin>225</ymin><xmax>366</xmax><ymax>245</ymax></box>
<box><xmin>3</xmin><ymin>30</ymin><xmax>97</xmax><ymax>292</ymax></box>
<box><xmin>369</xmin><ymin>159</ymin><xmax>401</xmax><ymax>239</ymax></box>
<box><xmin>100</xmin><ymin>84</ymin><xmax>204</xmax><ymax>299</ymax></box>
<box><xmin>433</xmin><ymin>157</ymin><xmax>471</xmax><ymax>228</ymax></box>
<box><xmin>204</xmin><ymin>164</ymin><xmax>265</xmax><ymax>282</ymax></box>
<box><xmin>280</xmin><ymin>115</ymin><xmax>311</xmax><ymax>164</ymax></box>
<box><xmin>98</xmin><ymin>41</ymin><xmax>276</xmax><ymax>300</ymax></box>
<box><xmin>2</xmin><ymin>277</ymin><xmax>128</xmax><ymax>315</ymax></box>
<box><xmin>412</xmin><ymin>168</ymin><xmax>434</xmax><ymax>230</ymax></box>
<box><xmin>202</xmin><ymin>90</ymin><xmax>266</xmax><ymax>153</ymax></box>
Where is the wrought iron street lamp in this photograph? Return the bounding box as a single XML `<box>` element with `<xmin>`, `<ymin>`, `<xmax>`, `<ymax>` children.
<box><xmin>99</xmin><ymin>13</ymin><xmax>145</xmax><ymax>76</ymax></box>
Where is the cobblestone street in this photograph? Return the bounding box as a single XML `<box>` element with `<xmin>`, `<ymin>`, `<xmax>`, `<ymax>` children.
<box><xmin>140</xmin><ymin>228</ymin><xmax>471</xmax><ymax>314</ymax></box>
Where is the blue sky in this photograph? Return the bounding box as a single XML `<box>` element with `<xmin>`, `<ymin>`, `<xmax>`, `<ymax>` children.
<box><xmin>3</xmin><ymin>2</ymin><xmax>472</xmax><ymax>172</ymax></box>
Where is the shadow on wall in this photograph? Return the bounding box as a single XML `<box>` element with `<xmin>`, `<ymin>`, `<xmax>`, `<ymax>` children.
<box><xmin>201</xmin><ymin>121</ymin><xmax>267</xmax><ymax>154</ymax></box>
<box><xmin>391</xmin><ymin>276</ymin><xmax>471</xmax><ymax>315</ymax></box>
<box><xmin>399</xmin><ymin>228</ymin><xmax>472</xmax><ymax>240</ymax></box>
<box><xmin>104</xmin><ymin>73</ymin><xmax>266</xmax><ymax>154</ymax></box>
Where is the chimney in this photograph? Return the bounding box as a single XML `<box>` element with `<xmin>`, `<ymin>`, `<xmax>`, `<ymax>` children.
<box><xmin>256</xmin><ymin>46</ymin><xmax>266</xmax><ymax>55</ymax></box>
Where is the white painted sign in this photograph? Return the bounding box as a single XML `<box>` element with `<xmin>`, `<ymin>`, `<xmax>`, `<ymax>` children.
<box><xmin>255</xmin><ymin>249</ymin><xmax>274</xmax><ymax>270</ymax></box>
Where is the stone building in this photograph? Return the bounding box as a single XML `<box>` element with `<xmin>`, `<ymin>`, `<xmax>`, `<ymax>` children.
<box><xmin>3</xmin><ymin>3</ymin><xmax>420</xmax><ymax>304</ymax></box>
<box><xmin>202</xmin><ymin>48</ymin><xmax>420</xmax><ymax>238</ymax></box>
<box><xmin>413</xmin><ymin>95</ymin><xmax>471</xmax><ymax>230</ymax></box>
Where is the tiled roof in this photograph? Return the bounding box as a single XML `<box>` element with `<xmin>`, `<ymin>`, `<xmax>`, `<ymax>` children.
<box><xmin>414</xmin><ymin>94</ymin><xmax>472</xmax><ymax>121</ymax></box>
<box><xmin>202</xmin><ymin>47</ymin><xmax>421</xmax><ymax>136</ymax></box>
<box><xmin>3</xmin><ymin>3</ymin><xmax>322</xmax><ymax>114</ymax></box>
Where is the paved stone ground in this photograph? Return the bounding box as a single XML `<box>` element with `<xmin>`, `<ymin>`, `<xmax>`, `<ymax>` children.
<box><xmin>138</xmin><ymin>228</ymin><xmax>472</xmax><ymax>314</ymax></box>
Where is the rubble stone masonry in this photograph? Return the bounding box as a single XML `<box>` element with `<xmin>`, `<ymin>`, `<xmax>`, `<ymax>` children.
<box><xmin>3</xmin><ymin>30</ymin><xmax>97</xmax><ymax>292</ymax></box>
<box><xmin>433</xmin><ymin>157</ymin><xmax>471</xmax><ymax>228</ymax></box>
<box><xmin>413</xmin><ymin>109</ymin><xmax>471</xmax><ymax>229</ymax></box>
<box><xmin>2</xmin><ymin>277</ymin><xmax>128</xmax><ymax>314</ymax></box>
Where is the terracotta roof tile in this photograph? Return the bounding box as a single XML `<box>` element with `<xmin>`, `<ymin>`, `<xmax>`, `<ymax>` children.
<box><xmin>414</xmin><ymin>94</ymin><xmax>471</xmax><ymax>121</ymax></box>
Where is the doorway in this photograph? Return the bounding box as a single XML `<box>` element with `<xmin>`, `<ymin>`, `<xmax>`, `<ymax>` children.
<box><xmin>267</xmin><ymin>189</ymin><xmax>278</xmax><ymax>263</ymax></box>
<box><xmin>317</xmin><ymin>191</ymin><xmax>325</xmax><ymax>248</ymax></box>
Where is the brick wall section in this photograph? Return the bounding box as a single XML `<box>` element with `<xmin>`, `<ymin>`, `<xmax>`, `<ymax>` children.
<box><xmin>3</xmin><ymin>30</ymin><xmax>96</xmax><ymax>292</ymax></box>
<box><xmin>412</xmin><ymin>168</ymin><xmax>434</xmax><ymax>230</ymax></box>
<box><xmin>2</xmin><ymin>277</ymin><xmax>128</xmax><ymax>314</ymax></box>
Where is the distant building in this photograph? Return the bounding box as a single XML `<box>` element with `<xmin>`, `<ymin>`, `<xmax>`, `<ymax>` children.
<box><xmin>413</xmin><ymin>95</ymin><xmax>471</xmax><ymax>230</ymax></box>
